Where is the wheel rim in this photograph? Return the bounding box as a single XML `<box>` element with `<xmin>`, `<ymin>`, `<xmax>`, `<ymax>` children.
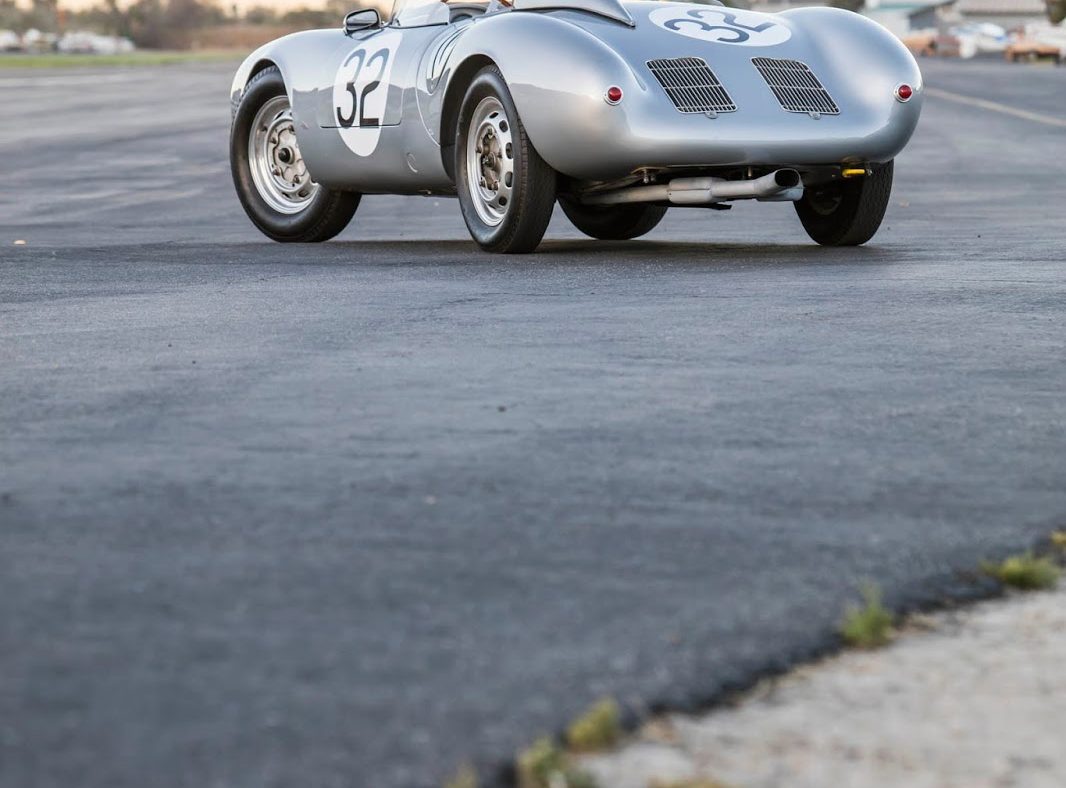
<box><xmin>805</xmin><ymin>184</ymin><xmax>844</xmax><ymax>217</ymax></box>
<box><xmin>465</xmin><ymin>96</ymin><xmax>515</xmax><ymax>227</ymax></box>
<box><xmin>248</xmin><ymin>96</ymin><xmax>320</xmax><ymax>215</ymax></box>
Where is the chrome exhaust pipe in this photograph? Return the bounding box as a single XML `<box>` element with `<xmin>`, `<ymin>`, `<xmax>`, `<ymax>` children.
<box><xmin>582</xmin><ymin>169</ymin><xmax>804</xmax><ymax>206</ymax></box>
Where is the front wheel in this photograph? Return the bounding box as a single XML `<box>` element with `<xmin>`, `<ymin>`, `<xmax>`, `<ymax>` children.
<box><xmin>456</xmin><ymin>66</ymin><xmax>557</xmax><ymax>253</ymax></box>
<box><xmin>231</xmin><ymin>66</ymin><xmax>360</xmax><ymax>243</ymax></box>
<box><xmin>794</xmin><ymin>161</ymin><xmax>894</xmax><ymax>247</ymax></box>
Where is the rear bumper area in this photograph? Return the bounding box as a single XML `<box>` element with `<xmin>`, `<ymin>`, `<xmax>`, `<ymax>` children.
<box><xmin>510</xmin><ymin>70</ymin><xmax>922</xmax><ymax>182</ymax></box>
<box><xmin>539</xmin><ymin>98</ymin><xmax>922</xmax><ymax>181</ymax></box>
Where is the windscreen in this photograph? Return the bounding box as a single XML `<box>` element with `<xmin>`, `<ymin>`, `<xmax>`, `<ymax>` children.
<box><xmin>391</xmin><ymin>0</ymin><xmax>451</xmax><ymax>26</ymax></box>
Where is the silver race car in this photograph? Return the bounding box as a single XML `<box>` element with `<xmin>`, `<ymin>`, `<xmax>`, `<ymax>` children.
<box><xmin>230</xmin><ymin>0</ymin><xmax>922</xmax><ymax>252</ymax></box>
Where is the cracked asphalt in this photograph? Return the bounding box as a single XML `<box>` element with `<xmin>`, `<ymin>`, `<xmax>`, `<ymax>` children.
<box><xmin>1</xmin><ymin>57</ymin><xmax>1065</xmax><ymax>788</ymax></box>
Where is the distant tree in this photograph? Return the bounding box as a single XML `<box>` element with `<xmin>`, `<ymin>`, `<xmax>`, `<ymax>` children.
<box><xmin>23</xmin><ymin>0</ymin><xmax>60</xmax><ymax>31</ymax></box>
<box><xmin>166</xmin><ymin>0</ymin><xmax>226</xmax><ymax>28</ymax></box>
<box><xmin>1048</xmin><ymin>0</ymin><xmax>1066</xmax><ymax>24</ymax></box>
<box><xmin>243</xmin><ymin>5</ymin><xmax>278</xmax><ymax>24</ymax></box>
<box><xmin>120</xmin><ymin>0</ymin><xmax>225</xmax><ymax>47</ymax></box>
<box><xmin>69</xmin><ymin>0</ymin><xmax>129</xmax><ymax>36</ymax></box>
<box><xmin>0</xmin><ymin>0</ymin><xmax>22</xmax><ymax>31</ymax></box>
<box><xmin>829</xmin><ymin>0</ymin><xmax>865</xmax><ymax>11</ymax></box>
<box><xmin>125</xmin><ymin>0</ymin><xmax>165</xmax><ymax>47</ymax></box>
<box><xmin>280</xmin><ymin>7</ymin><xmax>335</xmax><ymax>27</ymax></box>
<box><xmin>105</xmin><ymin>0</ymin><xmax>131</xmax><ymax>36</ymax></box>
<box><xmin>36</xmin><ymin>0</ymin><xmax>423</xmax><ymax>49</ymax></box>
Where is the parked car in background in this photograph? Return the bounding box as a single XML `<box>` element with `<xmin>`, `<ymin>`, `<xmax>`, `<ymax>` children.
<box><xmin>57</xmin><ymin>31</ymin><xmax>135</xmax><ymax>55</ymax></box>
<box><xmin>1006</xmin><ymin>22</ymin><xmax>1066</xmax><ymax>63</ymax></box>
<box><xmin>937</xmin><ymin>31</ymin><xmax>970</xmax><ymax>57</ymax></box>
<box><xmin>902</xmin><ymin>30</ymin><xmax>937</xmax><ymax>56</ymax></box>
<box><xmin>22</xmin><ymin>28</ymin><xmax>60</xmax><ymax>52</ymax></box>
<box><xmin>951</xmin><ymin>22</ymin><xmax>1008</xmax><ymax>54</ymax></box>
<box><xmin>0</xmin><ymin>29</ymin><xmax>21</xmax><ymax>51</ymax></box>
<box><xmin>902</xmin><ymin>29</ymin><xmax>974</xmax><ymax>58</ymax></box>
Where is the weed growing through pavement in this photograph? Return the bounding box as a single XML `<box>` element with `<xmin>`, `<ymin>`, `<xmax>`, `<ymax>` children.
<box><xmin>511</xmin><ymin>698</ymin><xmax>625</xmax><ymax>788</ymax></box>
<box><xmin>442</xmin><ymin>762</ymin><xmax>478</xmax><ymax>788</ymax></box>
<box><xmin>840</xmin><ymin>583</ymin><xmax>895</xmax><ymax>648</ymax></box>
<box><xmin>516</xmin><ymin>737</ymin><xmax>597</xmax><ymax>788</ymax></box>
<box><xmin>982</xmin><ymin>553</ymin><xmax>1060</xmax><ymax>591</ymax></box>
<box><xmin>566</xmin><ymin>699</ymin><xmax>622</xmax><ymax>753</ymax></box>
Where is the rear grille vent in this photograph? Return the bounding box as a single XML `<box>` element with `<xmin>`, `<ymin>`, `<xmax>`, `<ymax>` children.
<box><xmin>647</xmin><ymin>57</ymin><xmax>737</xmax><ymax>115</ymax></box>
<box><xmin>752</xmin><ymin>57</ymin><xmax>840</xmax><ymax>115</ymax></box>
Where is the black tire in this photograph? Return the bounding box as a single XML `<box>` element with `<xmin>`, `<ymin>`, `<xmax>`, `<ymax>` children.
<box><xmin>794</xmin><ymin>161</ymin><xmax>894</xmax><ymax>246</ymax></box>
<box><xmin>455</xmin><ymin>66</ymin><xmax>557</xmax><ymax>253</ymax></box>
<box><xmin>230</xmin><ymin>66</ymin><xmax>359</xmax><ymax>243</ymax></box>
<box><xmin>558</xmin><ymin>199</ymin><xmax>668</xmax><ymax>241</ymax></box>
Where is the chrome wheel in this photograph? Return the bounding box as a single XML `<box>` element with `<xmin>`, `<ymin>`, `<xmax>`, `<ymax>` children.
<box><xmin>464</xmin><ymin>96</ymin><xmax>514</xmax><ymax>227</ymax></box>
<box><xmin>248</xmin><ymin>96</ymin><xmax>319</xmax><ymax>215</ymax></box>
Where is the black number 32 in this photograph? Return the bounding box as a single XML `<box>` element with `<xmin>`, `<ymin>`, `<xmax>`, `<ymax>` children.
<box><xmin>336</xmin><ymin>47</ymin><xmax>389</xmax><ymax>128</ymax></box>
<box><xmin>665</xmin><ymin>10</ymin><xmax>775</xmax><ymax>43</ymax></box>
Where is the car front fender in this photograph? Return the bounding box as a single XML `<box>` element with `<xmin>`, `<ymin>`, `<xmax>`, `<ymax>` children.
<box><xmin>230</xmin><ymin>30</ymin><xmax>346</xmax><ymax>118</ymax></box>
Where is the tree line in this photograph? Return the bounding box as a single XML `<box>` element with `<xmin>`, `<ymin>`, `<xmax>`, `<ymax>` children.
<box><xmin>1</xmin><ymin>0</ymin><xmax>1061</xmax><ymax>48</ymax></box>
<box><xmin>0</xmin><ymin>0</ymin><xmax>353</xmax><ymax>48</ymax></box>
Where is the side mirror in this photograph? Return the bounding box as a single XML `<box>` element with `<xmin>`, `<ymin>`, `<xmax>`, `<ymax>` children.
<box><xmin>344</xmin><ymin>8</ymin><xmax>381</xmax><ymax>34</ymax></box>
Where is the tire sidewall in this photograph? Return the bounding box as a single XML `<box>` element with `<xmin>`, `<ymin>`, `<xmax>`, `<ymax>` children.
<box><xmin>455</xmin><ymin>68</ymin><xmax>535</xmax><ymax>249</ymax></box>
<box><xmin>230</xmin><ymin>68</ymin><xmax>342</xmax><ymax>241</ymax></box>
<box><xmin>796</xmin><ymin>179</ymin><xmax>864</xmax><ymax>243</ymax></box>
<box><xmin>795</xmin><ymin>161</ymin><xmax>894</xmax><ymax>246</ymax></box>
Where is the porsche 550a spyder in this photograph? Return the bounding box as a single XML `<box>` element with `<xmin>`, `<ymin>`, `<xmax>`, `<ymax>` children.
<box><xmin>229</xmin><ymin>0</ymin><xmax>923</xmax><ymax>253</ymax></box>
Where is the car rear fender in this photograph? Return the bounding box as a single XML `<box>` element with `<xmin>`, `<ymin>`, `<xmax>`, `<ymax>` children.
<box><xmin>441</xmin><ymin>13</ymin><xmax>643</xmax><ymax>178</ymax></box>
<box><xmin>780</xmin><ymin>6</ymin><xmax>924</xmax><ymax>152</ymax></box>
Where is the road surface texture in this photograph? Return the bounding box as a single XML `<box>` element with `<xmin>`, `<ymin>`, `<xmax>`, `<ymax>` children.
<box><xmin>2</xmin><ymin>59</ymin><xmax>1065</xmax><ymax>788</ymax></box>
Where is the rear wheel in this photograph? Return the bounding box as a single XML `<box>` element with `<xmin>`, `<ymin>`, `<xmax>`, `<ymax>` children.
<box><xmin>456</xmin><ymin>66</ymin><xmax>556</xmax><ymax>253</ymax></box>
<box><xmin>231</xmin><ymin>66</ymin><xmax>359</xmax><ymax>243</ymax></box>
<box><xmin>558</xmin><ymin>199</ymin><xmax>667</xmax><ymax>241</ymax></box>
<box><xmin>795</xmin><ymin>161</ymin><xmax>894</xmax><ymax>246</ymax></box>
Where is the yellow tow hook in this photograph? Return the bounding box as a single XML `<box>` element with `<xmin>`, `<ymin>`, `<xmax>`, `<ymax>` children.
<box><xmin>841</xmin><ymin>167</ymin><xmax>868</xmax><ymax>179</ymax></box>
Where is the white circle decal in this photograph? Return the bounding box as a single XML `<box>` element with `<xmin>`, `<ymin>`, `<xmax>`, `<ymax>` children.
<box><xmin>333</xmin><ymin>31</ymin><xmax>401</xmax><ymax>157</ymax></box>
<box><xmin>649</xmin><ymin>5</ymin><xmax>791</xmax><ymax>47</ymax></box>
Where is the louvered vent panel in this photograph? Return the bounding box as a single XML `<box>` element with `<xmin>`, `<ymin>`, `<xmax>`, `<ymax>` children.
<box><xmin>752</xmin><ymin>57</ymin><xmax>840</xmax><ymax>115</ymax></box>
<box><xmin>647</xmin><ymin>57</ymin><xmax>737</xmax><ymax>114</ymax></box>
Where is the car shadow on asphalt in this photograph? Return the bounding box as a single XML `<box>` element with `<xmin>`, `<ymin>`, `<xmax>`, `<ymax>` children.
<box><xmin>19</xmin><ymin>239</ymin><xmax>904</xmax><ymax>271</ymax></box>
<box><xmin>330</xmin><ymin>238</ymin><xmax>903</xmax><ymax>270</ymax></box>
<box><xmin>539</xmin><ymin>238</ymin><xmax>895</xmax><ymax>259</ymax></box>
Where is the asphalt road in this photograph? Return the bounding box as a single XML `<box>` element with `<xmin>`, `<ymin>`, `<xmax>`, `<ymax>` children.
<box><xmin>2</xmin><ymin>58</ymin><xmax>1065</xmax><ymax>788</ymax></box>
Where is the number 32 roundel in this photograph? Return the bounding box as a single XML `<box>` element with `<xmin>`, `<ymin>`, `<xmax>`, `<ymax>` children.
<box><xmin>333</xmin><ymin>31</ymin><xmax>401</xmax><ymax>156</ymax></box>
<box><xmin>648</xmin><ymin>6</ymin><xmax>791</xmax><ymax>47</ymax></box>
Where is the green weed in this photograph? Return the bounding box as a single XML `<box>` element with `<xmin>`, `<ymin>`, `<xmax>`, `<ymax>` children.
<box><xmin>840</xmin><ymin>583</ymin><xmax>895</xmax><ymax>648</ymax></box>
